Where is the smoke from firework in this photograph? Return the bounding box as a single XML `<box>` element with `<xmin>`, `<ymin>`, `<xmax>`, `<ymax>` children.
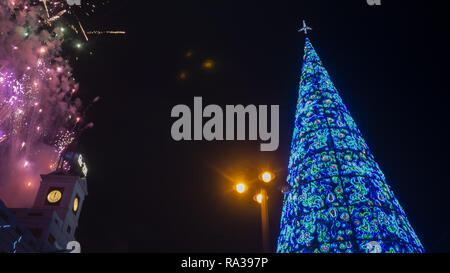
<box><xmin>0</xmin><ymin>0</ymin><xmax>82</xmax><ymax>207</ymax></box>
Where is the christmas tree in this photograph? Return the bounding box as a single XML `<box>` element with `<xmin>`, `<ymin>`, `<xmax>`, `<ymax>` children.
<box><xmin>276</xmin><ymin>38</ymin><xmax>424</xmax><ymax>253</ymax></box>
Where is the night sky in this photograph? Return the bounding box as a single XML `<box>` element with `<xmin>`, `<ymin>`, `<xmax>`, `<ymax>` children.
<box><xmin>73</xmin><ymin>0</ymin><xmax>450</xmax><ymax>252</ymax></box>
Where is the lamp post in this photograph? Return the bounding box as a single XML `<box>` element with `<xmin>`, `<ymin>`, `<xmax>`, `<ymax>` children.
<box><xmin>235</xmin><ymin>170</ymin><xmax>275</xmax><ymax>253</ymax></box>
<box><xmin>257</xmin><ymin>171</ymin><xmax>274</xmax><ymax>253</ymax></box>
<box><xmin>258</xmin><ymin>188</ymin><xmax>269</xmax><ymax>253</ymax></box>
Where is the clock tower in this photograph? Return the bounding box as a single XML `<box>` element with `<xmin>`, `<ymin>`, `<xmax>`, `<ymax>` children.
<box><xmin>11</xmin><ymin>152</ymin><xmax>88</xmax><ymax>252</ymax></box>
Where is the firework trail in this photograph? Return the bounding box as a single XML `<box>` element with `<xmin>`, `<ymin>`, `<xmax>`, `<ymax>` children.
<box><xmin>0</xmin><ymin>0</ymin><xmax>84</xmax><ymax>207</ymax></box>
<box><xmin>37</xmin><ymin>0</ymin><xmax>125</xmax><ymax>42</ymax></box>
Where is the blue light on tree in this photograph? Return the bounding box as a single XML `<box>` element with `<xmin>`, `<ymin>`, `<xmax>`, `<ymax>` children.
<box><xmin>276</xmin><ymin>38</ymin><xmax>424</xmax><ymax>253</ymax></box>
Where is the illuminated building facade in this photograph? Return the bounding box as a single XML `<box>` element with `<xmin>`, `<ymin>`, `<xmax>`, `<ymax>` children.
<box><xmin>0</xmin><ymin>152</ymin><xmax>88</xmax><ymax>253</ymax></box>
<box><xmin>276</xmin><ymin>38</ymin><xmax>424</xmax><ymax>253</ymax></box>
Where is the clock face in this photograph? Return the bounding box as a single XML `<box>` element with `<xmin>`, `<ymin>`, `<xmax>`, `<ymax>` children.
<box><xmin>47</xmin><ymin>190</ymin><xmax>62</xmax><ymax>203</ymax></box>
<box><xmin>73</xmin><ymin>197</ymin><xmax>79</xmax><ymax>212</ymax></box>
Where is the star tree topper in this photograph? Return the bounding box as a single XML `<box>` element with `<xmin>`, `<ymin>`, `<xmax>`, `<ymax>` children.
<box><xmin>298</xmin><ymin>20</ymin><xmax>312</xmax><ymax>34</ymax></box>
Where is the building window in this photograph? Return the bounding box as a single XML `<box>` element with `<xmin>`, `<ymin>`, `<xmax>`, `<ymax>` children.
<box><xmin>67</xmin><ymin>225</ymin><xmax>71</xmax><ymax>234</ymax></box>
<box><xmin>73</xmin><ymin>195</ymin><xmax>80</xmax><ymax>215</ymax></box>
<box><xmin>30</xmin><ymin>228</ymin><xmax>43</xmax><ymax>239</ymax></box>
<box><xmin>48</xmin><ymin>234</ymin><xmax>56</xmax><ymax>245</ymax></box>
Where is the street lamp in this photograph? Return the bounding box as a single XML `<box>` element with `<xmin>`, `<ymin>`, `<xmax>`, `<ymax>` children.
<box><xmin>233</xmin><ymin>170</ymin><xmax>276</xmax><ymax>253</ymax></box>
<box><xmin>235</xmin><ymin>183</ymin><xmax>246</xmax><ymax>194</ymax></box>
<box><xmin>256</xmin><ymin>171</ymin><xmax>275</xmax><ymax>253</ymax></box>
<box><xmin>259</xmin><ymin>171</ymin><xmax>275</xmax><ymax>183</ymax></box>
<box><xmin>255</xmin><ymin>193</ymin><xmax>263</xmax><ymax>203</ymax></box>
<box><xmin>254</xmin><ymin>187</ymin><xmax>270</xmax><ymax>253</ymax></box>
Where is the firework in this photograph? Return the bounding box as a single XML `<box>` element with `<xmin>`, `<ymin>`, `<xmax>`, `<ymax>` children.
<box><xmin>0</xmin><ymin>0</ymin><xmax>93</xmax><ymax>207</ymax></box>
<box><xmin>86</xmin><ymin>30</ymin><xmax>126</xmax><ymax>35</ymax></box>
<box><xmin>0</xmin><ymin>129</ymin><xmax>6</xmax><ymax>143</ymax></box>
<box><xmin>36</xmin><ymin>0</ymin><xmax>125</xmax><ymax>42</ymax></box>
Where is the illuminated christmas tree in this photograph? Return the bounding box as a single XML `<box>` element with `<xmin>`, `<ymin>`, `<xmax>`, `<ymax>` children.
<box><xmin>276</xmin><ymin>38</ymin><xmax>424</xmax><ymax>253</ymax></box>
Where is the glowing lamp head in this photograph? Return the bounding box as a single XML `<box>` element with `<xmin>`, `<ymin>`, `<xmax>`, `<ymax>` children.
<box><xmin>261</xmin><ymin>172</ymin><xmax>272</xmax><ymax>183</ymax></box>
<box><xmin>255</xmin><ymin>193</ymin><xmax>263</xmax><ymax>204</ymax></box>
<box><xmin>260</xmin><ymin>171</ymin><xmax>275</xmax><ymax>183</ymax></box>
<box><xmin>235</xmin><ymin>183</ymin><xmax>246</xmax><ymax>194</ymax></box>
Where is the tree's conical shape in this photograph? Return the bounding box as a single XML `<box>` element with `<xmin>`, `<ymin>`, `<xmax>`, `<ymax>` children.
<box><xmin>276</xmin><ymin>38</ymin><xmax>424</xmax><ymax>253</ymax></box>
